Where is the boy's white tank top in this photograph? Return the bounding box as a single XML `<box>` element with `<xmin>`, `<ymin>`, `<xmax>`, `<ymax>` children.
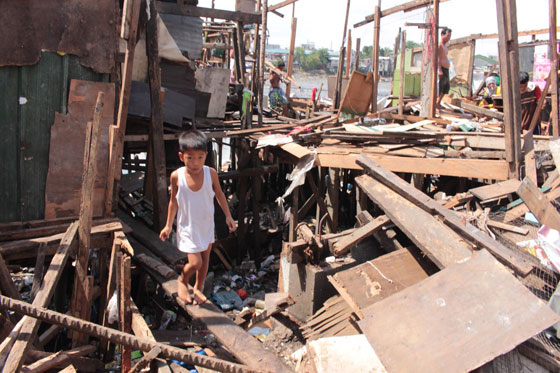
<box><xmin>176</xmin><ymin>166</ymin><xmax>215</xmax><ymax>253</ymax></box>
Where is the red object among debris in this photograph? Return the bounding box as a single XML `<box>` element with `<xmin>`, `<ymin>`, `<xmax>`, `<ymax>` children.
<box><xmin>311</xmin><ymin>87</ymin><xmax>317</xmax><ymax>102</ymax></box>
<box><xmin>237</xmin><ymin>289</ymin><xmax>248</xmax><ymax>300</ymax></box>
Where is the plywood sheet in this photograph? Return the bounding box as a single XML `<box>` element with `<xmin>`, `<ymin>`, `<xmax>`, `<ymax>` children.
<box><xmin>44</xmin><ymin>80</ymin><xmax>115</xmax><ymax>218</ymax></box>
<box><xmin>470</xmin><ymin>179</ymin><xmax>522</xmax><ymax>201</ymax></box>
<box><xmin>339</xmin><ymin>71</ymin><xmax>373</xmax><ymax>116</ymax></box>
<box><xmin>332</xmin><ymin>248</ymin><xmax>434</xmax><ymax>312</ymax></box>
<box><xmin>359</xmin><ymin>250</ymin><xmax>560</xmax><ymax>373</ymax></box>
<box><xmin>195</xmin><ymin>68</ymin><xmax>230</xmax><ymax>118</ymax></box>
<box><xmin>448</xmin><ymin>42</ymin><xmax>473</xmax><ymax>84</ymax></box>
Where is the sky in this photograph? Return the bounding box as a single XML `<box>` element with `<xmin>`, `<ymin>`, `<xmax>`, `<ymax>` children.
<box><xmin>198</xmin><ymin>0</ymin><xmax>557</xmax><ymax>56</ymax></box>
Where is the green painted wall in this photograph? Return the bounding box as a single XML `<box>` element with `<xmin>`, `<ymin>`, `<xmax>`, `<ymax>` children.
<box><xmin>0</xmin><ymin>52</ymin><xmax>109</xmax><ymax>222</ymax></box>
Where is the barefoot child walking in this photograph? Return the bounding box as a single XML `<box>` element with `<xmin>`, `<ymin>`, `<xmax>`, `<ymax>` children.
<box><xmin>159</xmin><ymin>130</ymin><xmax>237</xmax><ymax>305</ymax></box>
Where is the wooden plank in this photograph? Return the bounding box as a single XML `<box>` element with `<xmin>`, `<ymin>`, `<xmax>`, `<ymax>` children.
<box><xmin>268</xmin><ymin>0</ymin><xmax>298</xmax><ymax>12</ymax></box>
<box><xmin>429</xmin><ymin>0</ymin><xmax>439</xmax><ymax>118</ymax></box>
<box><xmin>317</xmin><ymin>152</ymin><xmax>510</xmax><ymax>180</ymax></box>
<box><xmin>356</xmin><ymin>154</ymin><xmax>534</xmax><ymax>276</ymax></box>
<box><xmin>147</xmin><ymin>0</ymin><xmax>169</xmax><ymax>231</ymax></box>
<box><xmin>469</xmin><ymin>179</ymin><xmax>521</xmax><ymax>201</ymax></box>
<box><xmin>371</xmin><ymin>3</ymin><xmax>381</xmax><ymax>112</ymax></box>
<box><xmin>284</xmin><ymin>12</ymin><xmax>297</xmax><ymax>98</ymax></box>
<box><xmin>517</xmin><ymin>177</ymin><xmax>560</xmax><ymax>231</ymax></box>
<box><xmin>331</xmin><ymin>216</ymin><xmax>390</xmax><ymax>256</ymax></box>
<box><xmin>45</xmin><ymin>82</ymin><xmax>115</xmax><ymax>219</ymax></box>
<box><xmin>120</xmin><ymin>255</ymin><xmax>132</xmax><ymax>372</ymax></box>
<box><xmin>496</xmin><ymin>0</ymin><xmax>522</xmax><ymax>178</ymax></box>
<box><xmin>20</xmin><ymin>345</ymin><xmax>95</xmax><ymax>373</ymax></box>
<box><xmin>0</xmin><ymin>295</ymin><xmax>262</xmax><ymax>373</ymax></box>
<box><xmin>353</xmin><ymin>0</ymin><xmax>450</xmax><ymax>28</ymax></box>
<box><xmin>333</xmin><ymin>248</ymin><xmax>432</xmax><ymax>315</ymax></box>
<box><xmin>358</xmin><ymin>250</ymin><xmax>560</xmax><ymax>373</ymax></box>
<box><xmin>70</xmin><ymin>91</ymin><xmax>104</xmax><ymax>347</ymax></box>
<box><xmin>355</xmin><ymin>176</ymin><xmax>472</xmax><ymax>269</ymax></box>
<box><xmin>487</xmin><ymin>219</ymin><xmax>529</xmax><ymax>235</ymax></box>
<box><xmin>398</xmin><ymin>30</ymin><xmax>406</xmax><ymax>115</ymax></box>
<box><xmin>2</xmin><ymin>222</ymin><xmax>79</xmax><ymax>373</ymax></box>
<box><xmin>137</xmin><ymin>266</ymin><xmax>290</xmax><ymax>372</ymax></box>
<box><xmin>460</xmin><ymin>101</ymin><xmax>505</xmax><ymax>120</ymax></box>
<box><xmin>106</xmin><ymin>0</ymin><xmax>141</xmax><ymax>216</ymax></box>
<box><xmin>130</xmin><ymin>346</ymin><xmax>162</xmax><ymax>373</ymax></box>
<box><xmin>523</xmin><ymin>131</ymin><xmax>537</xmax><ymax>184</ymax></box>
<box><xmin>0</xmin><ymin>253</ymin><xmax>21</xmax><ymax>302</ymax></box>
<box><xmin>156</xmin><ymin>1</ymin><xmax>262</xmax><ymax>24</ymax></box>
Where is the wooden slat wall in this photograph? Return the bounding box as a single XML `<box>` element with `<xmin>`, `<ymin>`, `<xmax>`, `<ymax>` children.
<box><xmin>0</xmin><ymin>52</ymin><xmax>108</xmax><ymax>223</ymax></box>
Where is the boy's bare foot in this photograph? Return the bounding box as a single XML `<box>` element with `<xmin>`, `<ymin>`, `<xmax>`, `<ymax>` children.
<box><xmin>177</xmin><ymin>276</ymin><xmax>192</xmax><ymax>304</ymax></box>
<box><xmin>192</xmin><ymin>290</ymin><xmax>208</xmax><ymax>305</ymax></box>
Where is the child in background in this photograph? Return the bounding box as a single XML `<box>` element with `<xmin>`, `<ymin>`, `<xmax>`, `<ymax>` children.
<box><xmin>159</xmin><ymin>130</ymin><xmax>237</xmax><ymax>305</ymax></box>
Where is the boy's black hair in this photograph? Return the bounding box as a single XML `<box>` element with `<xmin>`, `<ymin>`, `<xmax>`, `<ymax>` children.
<box><xmin>520</xmin><ymin>71</ymin><xmax>530</xmax><ymax>84</ymax></box>
<box><xmin>179</xmin><ymin>130</ymin><xmax>208</xmax><ymax>152</ymax></box>
<box><xmin>441</xmin><ymin>28</ymin><xmax>452</xmax><ymax>35</ymax></box>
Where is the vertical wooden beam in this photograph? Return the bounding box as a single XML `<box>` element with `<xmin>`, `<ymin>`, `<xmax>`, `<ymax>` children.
<box><xmin>105</xmin><ymin>0</ymin><xmax>141</xmax><ymax>216</ymax></box>
<box><xmin>550</xmin><ymin>0</ymin><xmax>559</xmax><ymax>135</ymax></box>
<box><xmin>258</xmin><ymin>1</ymin><xmax>267</xmax><ymax>127</ymax></box>
<box><xmin>334</xmin><ymin>0</ymin><xmax>351</xmax><ymax>109</ymax></box>
<box><xmin>232</xmin><ymin>30</ymin><xmax>243</xmax><ymax>83</ymax></box>
<box><xmin>393</xmin><ymin>28</ymin><xmax>401</xmax><ymax>74</ymax></box>
<box><xmin>346</xmin><ymin>29</ymin><xmax>352</xmax><ymax>77</ymax></box>
<box><xmin>496</xmin><ymin>0</ymin><xmax>522</xmax><ymax>179</ymax></box>
<box><xmin>289</xmin><ymin>186</ymin><xmax>299</xmax><ymax>242</ymax></box>
<box><xmin>120</xmin><ymin>255</ymin><xmax>132</xmax><ymax>372</ymax></box>
<box><xmin>70</xmin><ymin>92</ymin><xmax>104</xmax><ymax>342</ymax></box>
<box><xmin>371</xmin><ymin>2</ymin><xmax>381</xmax><ymax>113</ymax></box>
<box><xmin>326</xmin><ymin>168</ymin><xmax>340</xmax><ymax>233</ymax></box>
<box><xmin>466</xmin><ymin>39</ymin><xmax>476</xmax><ymax>97</ymax></box>
<box><xmin>251</xmin><ymin>152</ymin><xmax>262</xmax><ymax>259</ymax></box>
<box><xmin>429</xmin><ymin>0</ymin><xmax>439</xmax><ymax>118</ymax></box>
<box><xmin>285</xmin><ymin>5</ymin><xmax>297</xmax><ymax>98</ymax></box>
<box><xmin>236</xmin><ymin>21</ymin><xmax>248</xmax><ymax>87</ymax></box>
<box><xmin>72</xmin><ymin>275</ymin><xmax>93</xmax><ymax>346</ymax></box>
<box><xmin>398</xmin><ymin>31</ymin><xmax>407</xmax><ymax>115</ymax></box>
<box><xmin>147</xmin><ymin>0</ymin><xmax>169</xmax><ymax>231</ymax></box>
<box><xmin>100</xmin><ymin>234</ymin><xmax>121</xmax><ymax>356</ymax></box>
<box><xmin>0</xmin><ymin>253</ymin><xmax>21</xmax><ymax>302</ymax></box>
<box><xmin>354</xmin><ymin>38</ymin><xmax>361</xmax><ymax>71</ymax></box>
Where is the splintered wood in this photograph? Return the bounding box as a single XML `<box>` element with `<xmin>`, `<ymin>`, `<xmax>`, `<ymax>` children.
<box><xmin>358</xmin><ymin>250</ymin><xmax>560</xmax><ymax>373</ymax></box>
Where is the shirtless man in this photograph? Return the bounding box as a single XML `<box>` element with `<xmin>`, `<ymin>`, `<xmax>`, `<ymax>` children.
<box><xmin>437</xmin><ymin>28</ymin><xmax>452</xmax><ymax>108</ymax></box>
<box><xmin>269</xmin><ymin>60</ymin><xmax>288</xmax><ymax>114</ymax></box>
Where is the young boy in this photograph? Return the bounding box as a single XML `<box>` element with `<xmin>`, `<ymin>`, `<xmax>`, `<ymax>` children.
<box><xmin>159</xmin><ymin>130</ymin><xmax>236</xmax><ymax>305</ymax></box>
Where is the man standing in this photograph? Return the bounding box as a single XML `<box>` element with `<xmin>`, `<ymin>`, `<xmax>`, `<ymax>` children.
<box><xmin>269</xmin><ymin>60</ymin><xmax>289</xmax><ymax>114</ymax></box>
<box><xmin>437</xmin><ymin>28</ymin><xmax>452</xmax><ymax>108</ymax></box>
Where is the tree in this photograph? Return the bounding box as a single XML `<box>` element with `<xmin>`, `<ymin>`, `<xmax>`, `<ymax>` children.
<box><xmin>380</xmin><ymin>47</ymin><xmax>392</xmax><ymax>57</ymax></box>
<box><xmin>294</xmin><ymin>47</ymin><xmax>305</xmax><ymax>65</ymax></box>
<box><xmin>406</xmin><ymin>40</ymin><xmax>421</xmax><ymax>49</ymax></box>
<box><xmin>361</xmin><ymin>45</ymin><xmax>373</xmax><ymax>58</ymax></box>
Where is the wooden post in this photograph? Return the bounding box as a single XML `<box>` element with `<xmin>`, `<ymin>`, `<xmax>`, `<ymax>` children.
<box><xmin>393</xmin><ymin>28</ymin><xmax>401</xmax><ymax>74</ymax></box>
<box><xmin>147</xmin><ymin>0</ymin><xmax>169</xmax><ymax>231</ymax></box>
<box><xmin>466</xmin><ymin>39</ymin><xmax>476</xmax><ymax>97</ymax></box>
<box><xmin>429</xmin><ymin>0</ymin><xmax>439</xmax><ymax>118</ymax></box>
<box><xmin>232</xmin><ymin>29</ymin><xmax>243</xmax><ymax>83</ymax></box>
<box><xmin>398</xmin><ymin>31</ymin><xmax>407</xmax><ymax>115</ymax></box>
<box><xmin>105</xmin><ymin>0</ymin><xmax>141</xmax><ymax>216</ymax></box>
<box><xmin>258</xmin><ymin>1</ymin><xmax>267</xmax><ymax>127</ymax></box>
<box><xmin>354</xmin><ymin>38</ymin><xmax>361</xmax><ymax>71</ymax></box>
<box><xmin>346</xmin><ymin>29</ymin><xmax>352</xmax><ymax>77</ymax></box>
<box><xmin>236</xmin><ymin>21</ymin><xmax>247</xmax><ymax>87</ymax></box>
<box><xmin>0</xmin><ymin>253</ymin><xmax>21</xmax><ymax>302</ymax></box>
<box><xmin>70</xmin><ymin>92</ymin><xmax>104</xmax><ymax>344</ymax></box>
<box><xmin>120</xmin><ymin>255</ymin><xmax>132</xmax><ymax>372</ymax></box>
<box><xmin>289</xmin><ymin>186</ymin><xmax>299</xmax><ymax>242</ymax></box>
<box><xmin>334</xmin><ymin>0</ymin><xmax>351</xmax><ymax>109</ymax></box>
<box><xmin>372</xmin><ymin>2</ymin><xmax>381</xmax><ymax>113</ymax></box>
<box><xmin>550</xmin><ymin>0</ymin><xmax>559</xmax><ymax>135</ymax></box>
<box><xmin>285</xmin><ymin>4</ymin><xmax>297</xmax><ymax>98</ymax></box>
<box><xmin>496</xmin><ymin>0</ymin><xmax>522</xmax><ymax>179</ymax></box>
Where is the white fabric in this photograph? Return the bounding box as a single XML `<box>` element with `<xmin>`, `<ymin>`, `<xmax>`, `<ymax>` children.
<box><xmin>176</xmin><ymin>166</ymin><xmax>215</xmax><ymax>253</ymax></box>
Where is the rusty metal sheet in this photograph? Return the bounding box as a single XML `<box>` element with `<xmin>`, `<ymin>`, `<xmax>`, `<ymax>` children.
<box><xmin>0</xmin><ymin>0</ymin><xmax>116</xmax><ymax>73</ymax></box>
<box><xmin>358</xmin><ymin>249</ymin><xmax>560</xmax><ymax>373</ymax></box>
<box><xmin>44</xmin><ymin>80</ymin><xmax>115</xmax><ymax>219</ymax></box>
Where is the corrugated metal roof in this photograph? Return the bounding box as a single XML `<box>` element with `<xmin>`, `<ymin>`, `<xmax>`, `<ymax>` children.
<box><xmin>160</xmin><ymin>14</ymin><xmax>203</xmax><ymax>60</ymax></box>
<box><xmin>0</xmin><ymin>52</ymin><xmax>108</xmax><ymax>222</ymax></box>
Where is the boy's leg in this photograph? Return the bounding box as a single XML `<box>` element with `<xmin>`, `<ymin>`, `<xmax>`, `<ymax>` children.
<box><xmin>193</xmin><ymin>244</ymin><xmax>212</xmax><ymax>304</ymax></box>
<box><xmin>178</xmin><ymin>253</ymin><xmax>203</xmax><ymax>304</ymax></box>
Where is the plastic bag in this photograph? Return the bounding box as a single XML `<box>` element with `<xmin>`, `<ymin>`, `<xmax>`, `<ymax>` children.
<box><xmin>107</xmin><ymin>291</ymin><xmax>119</xmax><ymax>324</ymax></box>
<box><xmin>449</xmin><ymin>59</ymin><xmax>457</xmax><ymax>81</ymax></box>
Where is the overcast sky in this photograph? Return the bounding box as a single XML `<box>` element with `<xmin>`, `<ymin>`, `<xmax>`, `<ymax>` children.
<box><xmin>199</xmin><ymin>0</ymin><xmax>556</xmax><ymax>56</ymax></box>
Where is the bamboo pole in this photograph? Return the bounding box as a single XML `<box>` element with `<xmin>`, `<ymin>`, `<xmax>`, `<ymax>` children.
<box><xmin>258</xmin><ymin>0</ymin><xmax>268</xmax><ymax>126</ymax></box>
<box><xmin>285</xmin><ymin>4</ymin><xmax>297</xmax><ymax>98</ymax></box>
<box><xmin>0</xmin><ymin>295</ymin><xmax>265</xmax><ymax>373</ymax></box>
<box><xmin>371</xmin><ymin>2</ymin><xmax>381</xmax><ymax>113</ymax></box>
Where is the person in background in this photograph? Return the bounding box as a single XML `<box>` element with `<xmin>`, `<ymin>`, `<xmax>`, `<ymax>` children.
<box><xmin>519</xmin><ymin>71</ymin><xmax>542</xmax><ymax>134</ymax></box>
<box><xmin>479</xmin><ymin>75</ymin><xmax>501</xmax><ymax>107</ymax></box>
<box><xmin>437</xmin><ymin>28</ymin><xmax>452</xmax><ymax>109</ymax></box>
<box><xmin>269</xmin><ymin>60</ymin><xmax>289</xmax><ymax>114</ymax></box>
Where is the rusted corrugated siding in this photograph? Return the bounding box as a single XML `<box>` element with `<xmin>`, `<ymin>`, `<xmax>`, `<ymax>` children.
<box><xmin>0</xmin><ymin>52</ymin><xmax>108</xmax><ymax>223</ymax></box>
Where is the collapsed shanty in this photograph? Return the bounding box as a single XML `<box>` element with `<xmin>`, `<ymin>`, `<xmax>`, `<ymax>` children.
<box><xmin>1</xmin><ymin>0</ymin><xmax>560</xmax><ymax>372</ymax></box>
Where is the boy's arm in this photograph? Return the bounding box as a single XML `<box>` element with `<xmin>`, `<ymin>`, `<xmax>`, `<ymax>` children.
<box><xmin>210</xmin><ymin>168</ymin><xmax>237</xmax><ymax>232</ymax></box>
<box><xmin>159</xmin><ymin>171</ymin><xmax>179</xmax><ymax>241</ymax></box>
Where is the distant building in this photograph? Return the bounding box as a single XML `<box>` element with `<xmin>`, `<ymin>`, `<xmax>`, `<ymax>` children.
<box><xmin>474</xmin><ymin>55</ymin><xmax>498</xmax><ymax>69</ymax></box>
<box><xmin>301</xmin><ymin>42</ymin><xmax>315</xmax><ymax>50</ymax></box>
